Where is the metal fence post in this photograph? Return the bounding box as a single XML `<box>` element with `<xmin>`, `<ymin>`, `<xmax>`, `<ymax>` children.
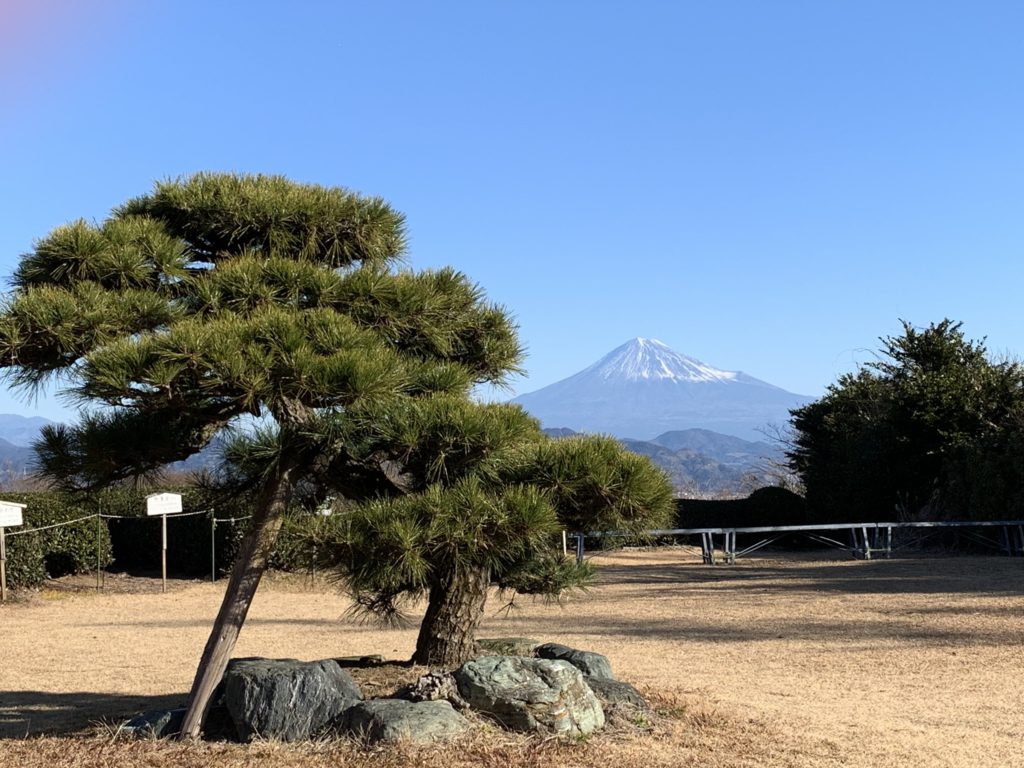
<box><xmin>0</xmin><ymin>526</ymin><xmax>7</xmax><ymax>603</ymax></box>
<box><xmin>210</xmin><ymin>511</ymin><xmax>217</xmax><ymax>583</ymax></box>
<box><xmin>95</xmin><ymin>512</ymin><xmax>102</xmax><ymax>592</ymax></box>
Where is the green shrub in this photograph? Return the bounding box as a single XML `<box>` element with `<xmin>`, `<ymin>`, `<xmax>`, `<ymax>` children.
<box><xmin>0</xmin><ymin>490</ymin><xmax>116</xmax><ymax>589</ymax></box>
<box><xmin>3</xmin><ymin>526</ymin><xmax>46</xmax><ymax>588</ymax></box>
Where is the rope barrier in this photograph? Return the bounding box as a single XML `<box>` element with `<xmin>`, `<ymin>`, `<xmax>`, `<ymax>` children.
<box><xmin>5</xmin><ymin>514</ymin><xmax>99</xmax><ymax>537</ymax></box>
<box><xmin>3</xmin><ymin>510</ymin><xmax>253</xmax><ymax>537</ymax></box>
<box><xmin>99</xmin><ymin>509</ymin><xmax>211</xmax><ymax>520</ymax></box>
<box><xmin>3</xmin><ymin>508</ymin><xmax>319</xmax><ymax>593</ymax></box>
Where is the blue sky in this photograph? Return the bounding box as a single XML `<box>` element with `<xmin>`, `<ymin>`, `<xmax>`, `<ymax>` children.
<box><xmin>2</xmin><ymin>1</ymin><xmax>1023</xmax><ymax>421</ymax></box>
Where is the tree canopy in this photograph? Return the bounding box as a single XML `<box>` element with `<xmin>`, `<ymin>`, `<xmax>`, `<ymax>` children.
<box><xmin>308</xmin><ymin>415</ymin><xmax>673</xmax><ymax>664</ymax></box>
<box><xmin>788</xmin><ymin>319</ymin><xmax>1024</xmax><ymax>521</ymax></box>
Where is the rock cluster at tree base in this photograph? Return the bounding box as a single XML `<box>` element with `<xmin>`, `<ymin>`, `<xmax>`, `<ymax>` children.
<box><xmin>121</xmin><ymin>642</ymin><xmax>647</xmax><ymax>745</ymax></box>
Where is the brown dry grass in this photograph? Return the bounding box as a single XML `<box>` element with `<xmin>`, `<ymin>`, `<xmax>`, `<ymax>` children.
<box><xmin>1</xmin><ymin>549</ymin><xmax>1022</xmax><ymax>767</ymax></box>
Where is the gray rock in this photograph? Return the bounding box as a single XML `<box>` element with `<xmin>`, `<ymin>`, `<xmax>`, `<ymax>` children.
<box><xmin>454</xmin><ymin>656</ymin><xmax>605</xmax><ymax>736</ymax></box>
<box><xmin>119</xmin><ymin>708</ymin><xmax>186</xmax><ymax>739</ymax></box>
<box><xmin>223</xmin><ymin>658</ymin><xmax>363</xmax><ymax>742</ymax></box>
<box><xmin>535</xmin><ymin>643</ymin><xmax>614</xmax><ymax>681</ymax></box>
<box><xmin>476</xmin><ymin>637</ymin><xmax>541</xmax><ymax>656</ymax></box>
<box><xmin>342</xmin><ymin>699</ymin><xmax>471</xmax><ymax>744</ymax></box>
<box><xmin>584</xmin><ymin>676</ymin><xmax>649</xmax><ymax>709</ymax></box>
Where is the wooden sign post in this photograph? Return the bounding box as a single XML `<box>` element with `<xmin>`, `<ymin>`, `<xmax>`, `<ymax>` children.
<box><xmin>146</xmin><ymin>493</ymin><xmax>183</xmax><ymax>593</ymax></box>
<box><xmin>0</xmin><ymin>501</ymin><xmax>27</xmax><ymax>603</ymax></box>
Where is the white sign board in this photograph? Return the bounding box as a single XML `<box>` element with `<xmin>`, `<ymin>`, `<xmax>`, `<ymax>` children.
<box><xmin>146</xmin><ymin>492</ymin><xmax>183</xmax><ymax>516</ymax></box>
<box><xmin>0</xmin><ymin>501</ymin><xmax>25</xmax><ymax>527</ymax></box>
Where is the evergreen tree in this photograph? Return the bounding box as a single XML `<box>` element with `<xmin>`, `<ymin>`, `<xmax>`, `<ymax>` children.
<box><xmin>304</xmin><ymin>401</ymin><xmax>673</xmax><ymax>665</ymax></box>
<box><xmin>0</xmin><ymin>173</ymin><xmax>520</xmax><ymax>737</ymax></box>
<box><xmin>789</xmin><ymin>319</ymin><xmax>1024</xmax><ymax>521</ymax></box>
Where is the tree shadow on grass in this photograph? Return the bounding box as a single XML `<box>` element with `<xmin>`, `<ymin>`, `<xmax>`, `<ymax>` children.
<box><xmin>555</xmin><ymin>611</ymin><xmax>1024</xmax><ymax>647</ymax></box>
<box><xmin>592</xmin><ymin>552</ymin><xmax>1024</xmax><ymax>596</ymax></box>
<box><xmin>0</xmin><ymin>691</ymin><xmax>186</xmax><ymax>739</ymax></box>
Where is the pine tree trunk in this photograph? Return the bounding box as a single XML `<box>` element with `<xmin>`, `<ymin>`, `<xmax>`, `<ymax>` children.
<box><xmin>177</xmin><ymin>455</ymin><xmax>297</xmax><ymax>739</ymax></box>
<box><xmin>412</xmin><ymin>563</ymin><xmax>491</xmax><ymax>667</ymax></box>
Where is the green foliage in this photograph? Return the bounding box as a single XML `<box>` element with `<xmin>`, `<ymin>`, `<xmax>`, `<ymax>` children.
<box><xmin>941</xmin><ymin>409</ymin><xmax>1024</xmax><ymax>520</ymax></box>
<box><xmin>508</xmin><ymin>435</ymin><xmax>676</xmax><ymax>534</ymax></box>
<box><xmin>0</xmin><ymin>491</ymin><xmax>113</xmax><ymax>589</ymax></box>
<box><xmin>789</xmin><ymin>320</ymin><xmax>1024</xmax><ymax>521</ymax></box>
<box><xmin>313</xmin><ymin>476</ymin><xmax>564</xmax><ymax>621</ymax></box>
<box><xmin>0</xmin><ymin>172</ymin><xmax>521</xmax><ymax>494</ymax></box>
<box><xmin>3</xmin><ymin>527</ymin><xmax>46</xmax><ymax>589</ymax></box>
<box><xmin>496</xmin><ymin>550</ymin><xmax>595</xmax><ymax>597</ymax></box>
<box><xmin>349</xmin><ymin>395</ymin><xmax>544</xmax><ymax>488</ymax></box>
<box><xmin>117</xmin><ymin>173</ymin><xmax>407</xmax><ymax>267</ymax></box>
<box><xmin>269</xmin><ymin>513</ymin><xmax>330</xmax><ymax>573</ymax></box>
<box><xmin>310</xmin><ymin>422</ymin><xmax>674</xmax><ymax>628</ymax></box>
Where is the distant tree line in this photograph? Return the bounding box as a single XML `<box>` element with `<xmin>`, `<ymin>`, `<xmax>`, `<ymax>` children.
<box><xmin>788</xmin><ymin>319</ymin><xmax>1024</xmax><ymax>522</ymax></box>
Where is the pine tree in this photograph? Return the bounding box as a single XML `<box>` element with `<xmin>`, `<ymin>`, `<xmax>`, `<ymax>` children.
<box><xmin>0</xmin><ymin>173</ymin><xmax>521</xmax><ymax>737</ymax></box>
<box><xmin>305</xmin><ymin>398</ymin><xmax>674</xmax><ymax>665</ymax></box>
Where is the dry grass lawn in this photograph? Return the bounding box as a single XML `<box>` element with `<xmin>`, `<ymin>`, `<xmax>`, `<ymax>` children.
<box><xmin>1</xmin><ymin>548</ymin><xmax>1022</xmax><ymax>767</ymax></box>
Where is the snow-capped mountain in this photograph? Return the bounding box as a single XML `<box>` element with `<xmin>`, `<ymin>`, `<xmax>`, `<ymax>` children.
<box><xmin>584</xmin><ymin>337</ymin><xmax>739</xmax><ymax>384</ymax></box>
<box><xmin>512</xmin><ymin>338</ymin><xmax>812</xmax><ymax>441</ymax></box>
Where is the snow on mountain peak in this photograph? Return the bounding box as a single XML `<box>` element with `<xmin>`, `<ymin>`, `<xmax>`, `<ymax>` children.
<box><xmin>586</xmin><ymin>337</ymin><xmax>739</xmax><ymax>384</ymax></box>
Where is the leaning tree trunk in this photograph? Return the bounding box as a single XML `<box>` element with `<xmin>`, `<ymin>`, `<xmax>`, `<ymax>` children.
<box><xmin>178</xmin><ymin>455</ymin><xmax>298</xmax><ymax>739</ymax></box>
<box><xmin>412</xmin><ymin>562</ymin><xmax>491</xmax><ymax>667</ymax></box>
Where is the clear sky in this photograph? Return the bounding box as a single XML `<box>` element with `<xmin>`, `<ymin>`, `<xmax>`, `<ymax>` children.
<box><xmin>2</xmin><ymin>1</ymin><xmax>1023</xmax><ymax>422</ymax></box>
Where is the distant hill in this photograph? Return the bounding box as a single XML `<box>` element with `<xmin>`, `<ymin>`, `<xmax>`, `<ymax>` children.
<box><xmin>543</xmin><ymin>426</ymin><xmax>787</xmax><ymax>495</ymax></box>
<box><xmin>0</xmin><ymin>414</ymin><xmax>54</xmax><ymax>447</ymax></box>
<box><xmin>649</xmin><ymin>428</ymin><xmax>783</xmax><ymax>465</ymax></box>
<box><xmin>0</xmin><ymin>438</ymin><xmax>36</xmax><ymax>481</ymax></box>
<box><xmin>514</xmin><ymin>337</ymin><xmax>811</xmax><ymax>441</ymax></box>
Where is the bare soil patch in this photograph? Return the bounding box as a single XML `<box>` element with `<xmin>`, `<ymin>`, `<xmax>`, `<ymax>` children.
<box><xmin>1</xmin><ymin>550</ymin><xmax>1021</xmax><ymax>767</ymax></box>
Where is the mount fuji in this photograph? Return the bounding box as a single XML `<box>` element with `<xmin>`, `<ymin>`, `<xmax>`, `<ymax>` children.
<box><xmin>512</xmin><ymin>338</ymin><xmax>812</xmax><ymax>441</ymax></box>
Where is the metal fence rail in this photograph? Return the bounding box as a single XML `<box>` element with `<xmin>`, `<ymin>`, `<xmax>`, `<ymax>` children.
<box><xmin>572</xmin><ymin>520</ymin><xmax>1024</xmax><ymax>565</ymax></box>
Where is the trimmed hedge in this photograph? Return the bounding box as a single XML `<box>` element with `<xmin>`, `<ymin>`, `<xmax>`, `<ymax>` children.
<box><xmin>4</xmin><ymin>527</ymin><xmax>45</xmax><ymax>588</ymax></box>
<box><xmin>2</xmin><ymin>491</ymin><xmax>114</xmax><ymax>589</ymax></box>
<box><xmin>99</xmin><ymin>487</ymin><xmax>318</xmax><ymax>577</ymax></box>
<box><xmin>2</xmin><ymin>485</ymin><xmax>331</xmax><ymax>589</ymax></box>
<box><xmin>675</xmin><ymin>486</ymin><xmax>808</xmax><ymax>529</ymax></box>
<box><xmin>99</xmin><ymin>487</ymin><xmax>250</xmax><ymax>578</ymax></box>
